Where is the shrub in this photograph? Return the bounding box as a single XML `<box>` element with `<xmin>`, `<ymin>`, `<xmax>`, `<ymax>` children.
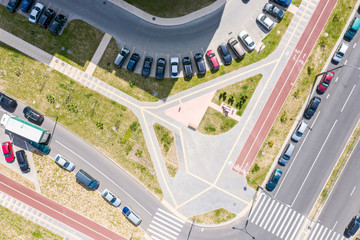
<box><xmin>96</xmin><ymin>121</ymin><xmax>103</xmax><ymax>129</ymax></box>
<box><xmin>204</xmin><ymin>125</ymin><xmax>216</xmax><ymax>132</ymax></box>
<box><xmin>130</xmin><ymin>121</ymin><xmax>139</xmax><ymax>132</ymax></box>
<box><xmin>46</xmin><ymin>94</ymin><xmax>55</xmax><ymax>103</ymax></box>
<box><xmin>280</xmin><ymin>111</ymin><xmax>287</xmax><ymax>123</ymax></box>
<box><xmin>251</xmin><ymin>163</ymin><xmax>260</xmax><ymax>174</ymax></box>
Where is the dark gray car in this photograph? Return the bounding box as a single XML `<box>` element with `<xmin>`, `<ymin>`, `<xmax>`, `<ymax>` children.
<box><xmin>194</xmin><ymin>53</ymin><xmax>206</xmax><ymax>75</ymax></box>
<box><xmin>263</xmin><ymin>3</ymin><xmax>285</xmax><ymax>21</ymax></box>
<box><xmin>304</xmin><ymin>96</ymin><xmax>321</xmax><ymax>119</ymax></box>
<box><xmin>114</xmin><ymin>48</ymin><xmax>130</xmax><ymax>68</ymax></box>
<box><xmin>182</xmin><ymin>57</ymin><xmax>193</xmax><ymax>78</ymax></box>
<box><xmin>218</xmin><ymin>43</ymin><xmax>232</xmax><ymax>65</ymax></box>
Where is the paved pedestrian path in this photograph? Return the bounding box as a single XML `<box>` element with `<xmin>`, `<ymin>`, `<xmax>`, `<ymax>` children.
<box><xmin>85</xmin><ymin>33</ymin><xmax>112</xmax><ymax>75</ymax></box>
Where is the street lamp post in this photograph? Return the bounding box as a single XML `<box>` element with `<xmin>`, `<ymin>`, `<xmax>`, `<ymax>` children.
<box><xmin>232</xmin><ymin>219</ymin><xmax>255</xmax><ymax>239</ymax></box>
<box><xmin>45</xmin><ymin>115</ymin><xmax>58</xmax><ymax>144</ymax></box>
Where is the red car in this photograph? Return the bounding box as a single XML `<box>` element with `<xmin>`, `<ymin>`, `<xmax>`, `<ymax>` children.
<box><xmin>2</xmin><ymin>141</ymin><xmax>14</xmax><ymax>162</ymax></box>
<box><xmin>317</xmin><ymin>71</ymin><xmax>334</xmax><ymax>94</ymax></box>
<box><xmin>206</xmin><ymin>50</ymin><xmax>220</xmax><ymax>71</ymax></box>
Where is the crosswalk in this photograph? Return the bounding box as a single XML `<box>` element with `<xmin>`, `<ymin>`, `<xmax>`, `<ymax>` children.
<box><xmin>249</xmin><ymin>193</ymin><xmax>346</xmax><ymax>240</ymax></box>
<box><xmin>147</xmin><ymin>208</ymin><xmax>184</xmax><ymax>240</ymax></box>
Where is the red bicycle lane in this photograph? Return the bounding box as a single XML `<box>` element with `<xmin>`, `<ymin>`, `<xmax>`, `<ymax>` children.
<box><xmin>232</xmin><ymin>0</ymin><xmax>338</xmax><ymax>174</ymax></box>
<box><xmin>0</xmin><ymin>174</ymin><xmax>127</xmax><ymax>240</ymax></box>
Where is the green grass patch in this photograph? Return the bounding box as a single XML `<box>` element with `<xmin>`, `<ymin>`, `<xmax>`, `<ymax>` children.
<box><xmin>198</xmin><ymin>107</ymin><xmax>238</xmax><ymax>135</ymax></box>
<box><xmin>124</xmin><ymin>0</ymin><xmax>216</xmax><ymax>18</ymax></box>
<box><xmin>247</xmin><ymin>0</ymin><xmax>357</xmax><ymax>189</ymax></box>
<box><xmin>0</xmin><ymin>204</ymin><xmax>62</xmax><ymax>239</ymax></box>
<box><xmin>0</xmin><ymin>41</ymin><xmax>163</xmax><ymax>199</ymax></box>
<box><xmin>191</xmin><ymin>208</ymin><xmax>236</xmax><ymax>224</ymax></box>
<box><xmin>0</xmin><ymin>5</ymin><xmax>104</xmax><ymax>70</ymax></box>
<box><xmin>94</xmin><ymin>13</ymin><xmax>293</xmax><ymax>102</ymax></box>
<box><xmin>291</xmin><ymin>0</ymin><xmax>302</xmax><ymax>7</ymax></box>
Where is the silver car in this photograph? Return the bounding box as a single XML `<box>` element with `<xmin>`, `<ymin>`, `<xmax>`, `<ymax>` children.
<box><xmin>257</xmin><ymin>13</ymin><xmax>275</xmax><ymax>31</ymax></box>
<box><xmin>238</xmin><ymin>31</ymin><xmax>256</xmax><ymax>51</ymax></box>
<box><xmin>291</xmin><ymin>120</ymin><xmax>309</xmax><ymax>142</ymax></box>
<box><xmin>102</xmin><ymin>189</ymin><xmax>121</xmax><ymax>207</ymax></box>
<box><xmin>54</xmin><ymin>154</ymin><xmax>75</xmax><ymax>171</ymax></box>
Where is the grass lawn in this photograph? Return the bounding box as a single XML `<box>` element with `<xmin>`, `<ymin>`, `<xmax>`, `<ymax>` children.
<box><xmin>124</xmin><ymin>0</ymin><xmax>216</xmax><ymax>18</ymax></box>
<box><xmin>33</xmin><ymin>154</ymin><xmax>144</xmax><ymax>240</ymax></box>
<box><xmin>292</xmin><ymin>0</ymin><xmax>302</xmax><ymax>7</ymax></box>
<box><xmin>0</xmin><ymin>6</ymin><xmax>104</xmax><ymax>71</ymax></box>
<box><xmin>153</xmin><ymin>124</ymin><xmax>178</xmax><ymax>177</ymax></box>
<box><xmin>94</xmin><ymin>13</ymin><xmax>293</xmax><ymax>102</ymax></box>
<box><xmin>191</xmin><ymin>208</ymin><xmax>236</xmax><ymax>224</ymax></box>
<box><xmin>0</xmin><ymin>204</ymin><xmax>62</xmax><ymax>239</ymax></box>
<box><xmin>0</xmin><ymin>42</ymin><xmax>162</xmax><ymax>199</ymax></box>
<box><xmin>246</xmin><ymin>0</ymin><xmax>357</xmax><ymax>189</ymax></box>
<box><xmin>198</xmin><ymin>107</ymin><xmax>238</xmax><ymax>135</ymax></box>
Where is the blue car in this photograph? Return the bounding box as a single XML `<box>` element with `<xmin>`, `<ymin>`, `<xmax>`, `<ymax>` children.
<box><xmin>266</xmin><ymin>169</ymin><xmax>282</xmax><ymax>191</ymax></box>
<box><xmin>271</xmin><ymin>0</ymin><xmax>291</xmax><ymax>7</ymax></box>
<box><xmin>20</xmin><ymin>0</ymin><xmax>33</xmax><ymax>12</ymax></box>
<box><xmin>304</xmin><ymin>96</ymin><xmax>321</xmax><ymax>119</ymax></box>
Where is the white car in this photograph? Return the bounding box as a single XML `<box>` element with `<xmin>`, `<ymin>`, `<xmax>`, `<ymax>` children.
<box><xmin>238</xmin><ymin>31</ymin><xmax>256</xmax><ymax>51</ymax></box>
<box><xmin>291</xmin><ymin>120</ymin><xmax>309</xmax><ymax>142</ymax></box>
<box><xmin>170</xmin><ymin>57</ymin><xmax>179</xmax><ymax>79</ymax></box>
<box><xmin>28</xmin><ymin>2</ymin><xmax>44</xmax><ymax>24</ymax></box>
<box><xmin>101</xmin><ymin>189</ymin><xmax>121</xmax><ymax>207</ymax></box>
<box><xmin>54</xmin><ymin>154</ymin><xmax>75</xmax><ymax>171</ymax></box>
<box><xmin>332</xmin><ymin>42</ymin><xmax>349</xmax><ymax>63</ymax></box>
<box><xmin>257</xmin><ymin>13</ymin><xmax>275</xmax><ymax>31</ymax></box>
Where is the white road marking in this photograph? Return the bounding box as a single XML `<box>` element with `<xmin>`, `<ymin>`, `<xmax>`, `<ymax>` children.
<box><xmin>353</xmin><ymin>43</ymin><xmax>357</xmax><ymax>48</ymax></box>
<box><xmin>276</xmin><ymin>209</ymin><xmax>292</xmax><ymax>236</ymax></box>
<box><xmin>151</xmin><ymin>221</ymin><xmax>179</xmax><ymax>236</ymax></box>
<box><xmin>263</xmin><ymin>201</ymin><xmax>279</xmax><ymax>230</ymax></box>
<box><xmin>335</xmin><ymin>77</ymin><xmax>338</xmax><ymax>82</ymax></box>
<box><xmin>158</xmin><ymin>208</ymin><xmax>185</xmax><ymax>223</ymax></box>
<box><xmin>54</xmin><ymin>140</ymin><xmax>152</xmax><ymax>215</ymax></box>
<box><xmin>156</xmin><ymin>213</ymin><xmax>184</xmax><ymax>228</ymax></box>
<box><xmin>326</xmin><ymin>94</ymin><xmax>330</xmax><ymax>99</ymax></box>
<box><xmin>344</xmin><ymin>60</ymin><xmax>348</xmax><ymax>64</ymax></box>
<box><xmin>341</xmin><ymin>84</ymin><xmax>356</xmax><ymax>112</ymax></box>
<box><xmin>250</xmin><ymin>194</ymin><xmax>266</xmax><ymax>222</ymax></box>
<box><xmin>267</xmin><ymin>204</ymin><xmax>284</xmax><ymax>232</ymax></box>
<box><xmin>308</xmin><ymin>222</ymin><xmax>320</xmax><ymax>240</ymax></box>
<box><xmin>153</xmin><ymin>216</ymin><xmax>182</xmax><ymax>231</ymax></box>
<box><xmin>284</xmin><ymin>212</ymin><xmax>300</xmax><ymax>240</ymax></box>
<box><xmin>350</xmin><ymin>186</ymin><xmax>356</xmax><ymax>196</ymax></box>
<box><xmin>280</xmin><ymin>210</ymin><xmax>296</xmax><ymax>238</ymax></box>
<box><xmin>289</xmin><ymin>215</ymin><xmax>305</xmax><ymax>240</ymax></box>
<box><xmin>291</xmin><ymin>120</ymin><xmax>337</xmax><ymax>206</ymax></box>
<box><xmin>255</xmin><ymin>197</ymin><xmax>272</xmax><ymax>225</ymax></box>
<box><xmin>259</xmin><ymin>199</ymin><xmax>275</xmax><ymax>228</ymax></box>
<box><xmin>272</xmin><ymin>206</ymin><xmax>288</xmax><ymax>234</ymax></box>
<box><xmin>332</xmin><ymin>221</ymin><xmax>338</xmax><ymax>230</ymax></box>
<box><xmin>148</xmin><ymin>229</ymin><xmax>170</xmax><ymax>240</ymax></box>
<box><xmin>148</xmin><ymin>225</ymin><xmax>177</xmax><ymax>240</ymax></box>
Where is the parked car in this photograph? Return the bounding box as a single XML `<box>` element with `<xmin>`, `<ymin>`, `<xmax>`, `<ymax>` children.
<box><xmin>38</xmin><ymin>8</ymin><xmax>55</xmax><ymax>28</ymax></box>
<box><xmin>2</xmin><ymin>142</ymin><xmax>15</xmax><ymax>162</ymax></box>
<box><xmin>263</xmin><ymin>3</ymin><xmax>285</xmax><ymax>21</ymax></box>
<box><xmin>23</xmin><ymin>106</ymin><xmax>44</xmax><ymax>124</ymax></box>
<box><xmin>170</xmin><ymin>57</ymin><xmax>179</xmax><ymax>79</ymax></box>
<box><xmin>0</xmin><ymin>92</ymin><xmax>17</xmax><ymax>108</ymax></box>
<box><xmin>28</xmin><ymin>2</ymin><xmax>44</xmax><ymax>24</ymax></box>
<box><xmin>194</xmin><ymin>53</ymin><xmax>206</xmax><ymax>75</ymax></box>
<box><xmin>218</xmin><ymin>43</ymin><xmax>232</xmax><ymax>65</ymax></box>
<box><xmin>156</xmin><ymin>58</ymin><xmax>166</xmax><ymax>80</ymax></box>
<box><xmin>332</xmin><ymin>42</ymin><xmax>349</xmax><ymax>64</ymax></box>
<box><xmin>28</xmin><ymin>141</ymin><xmax>50</xmax><ymax>154</ymax></box>
<box><xmin>54</xmin><ymin>154</ymin><xmax>75</xmax><ymax>171</ymax></box>
<box><xmin>101</xmin><ymin>189</ymin><xmax>121</xmax><ymax>207</ymax></box>
<box><xmin>206</xmin><ymin>50</ymin><xmax>220</xmax><ymax>71</ymax></box>
<box><xmin>228</xmin><ymin>38</ymin><xmax>245</xmax><ymax>59</ymax></box>
<box><xmin>122</xmin><ymin>206</ymin><xmax>142</xmax><ymax>226</ymax></box>
<box><xmin>16</xmin><ymin>150</ymin><xmax>30</xmax><ymax>173</ymax></box>
<box><xmin>7</xmin><ymin>0</ymin><xmax>21</xmax><ymax>12</ymax></box>
<box><xmin>182</xmin><ymin>57</ymin><xmax>193</xmax><ymax>78</ymax></box>
<box><xmin>344</xmin><ymin>216</ymin><xmax>360</xmax><ymax>237</ymax></box>
<box><xmin>271</xmin><ymin>0</ymin><xmax>291</xmax><ymax>7</ymax></box>
<box><xmin>304</xmin><ymin>96</ymin><xmax>321</xmax><ymax>119</ymax></box>
<box><xmin>344</xmin><ymin>17</ymin><xmax>360</xmax><ymax>41</ymax></box>
<box><xmin>257</xmin><ymin>13</ymin><xmax>275</xmax><ymax>31</ymax></box>
<box><xmin>266</xmin><ymin>169</ymin><xmax>282</xmax><ymax>191</ymax></box>
<box><xmin>141</xmin><ymin>56</ymin><xmax>153</xmax><ymax>78</ymax></box>
<box><xmin>20</xmin><ymin>0</ymin><xmax>33</xmax><ymax>12</ymax></box>
<box><xmin>278</xmin><ymin>143</ymin><xmax>295</xmax><ymax>166</ymax></box>
<box><xmin>238</xmin><ymin>31</ymin><xmax>256</xmax><ymax>51</ymax></box>
<box><xmin>317</xmin><ymin>71</ymin><xmax>334</xmax><ymax>94</ymax></box>
<box><xmin>291</xmin><ymin>120</ymin><xmax>309</xmax><ymax>142</ymax></box>
<box><xmin>114</xmin><ymin>48</ymin><xmax>130</xmax><ymax>68</ymax></box>
<box><xmin>49</xmin><ymin>14</ymin><xmax>67</xmax><ymax>35</ymax></box>
<box><xmin>75</xmin><ymin>169</ymin><xmax>99</xmax><ymax>190</ymax></box>
<box><xmin>127</xmin><ymin>53</ymin><xmax>140</xmax><ymax>72</ymax></box>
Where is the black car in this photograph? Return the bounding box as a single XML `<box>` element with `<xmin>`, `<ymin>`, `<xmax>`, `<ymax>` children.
<box><xmin>38</xmin><ymin>8</ymin><xmax>55</xmax><ymax>28</ymax></box>
<box><xmin>23</xmin><ymin>107</ymin><xmax>44</xmax><ymax>124</ymax></box>
<box><xmin>20</xmin><ymin>0</ymin><xmax>33</xmax><ymax>12</ymax></box>
<box><xmin>304</xmin><ymin>96</ymin><xmax>321</xmax><ymax>119</ymax></box>
<box><xmin>16</xmin><ymin>150</ymin><xmax>30</xmax><ymax>173</ymax></box>
<box><xmin>156</xmin><ymin>58</ymin><xmax>166</xmax><ymax>80</ymax></box>
<box><xmin>0</xmin><ymin>93</ymin><xmax>17</xmax><ymax>108</ymax></box>
<box><xmin>218</xmin><ymin>43</ymin><xmax>232</xmax><ymax>65</ymax></box>
<box><xmin>127</xmin><ymin>53</ymin><xmax>140</xmax><ymax>72</ymax></box>
<box><xmin>141</xmin><ymin>56</ymin><xmax>153</xmax><ymax>78</ymax></box>
<box><xmin>49</xmin><ymin>14</ymin><xmax>67</xmax><ymax>35</ymax></box>
<box><xmin>194</xmin><ymin>53</ymin><xmax>206</xmax><ymax>75</ymax></box>
<box><xmin>182</xmin><ymin>57</ymin><xmax>193</xmax><ymax>78</ymax></box>
<box><xmin>7</xmin><ymin>0</ymin><xmax>21</xmax><ymax>12</ymax></box>
<box><xmin>263</xmin><ymin>3</ymin><xmax>285</xmax><ymax>21</ymax></box>
<box><xmin>114</xmin><ymin>48</ymin><xmax>130</xmax><ymax>68</ymax></box>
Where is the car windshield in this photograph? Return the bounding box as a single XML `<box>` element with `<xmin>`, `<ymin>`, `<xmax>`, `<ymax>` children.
<box><xmin>63</xmin><ymin>162</ymin><xmax>69</xmax><ymax>168</ymax></box>
<box><xmin>328</xmin><ymin>72</ymin><xmax>334</xmax><ymax>77</ymax></box>
<box><xmin>209</xmin><ymin>53</ymin><xmax>215</xmax><ymax>58</ymax></box>
<box><xmin>4</xmin><ymin>153</ymin><xmax>11</xmax><ymax>157</ymax></box>
<box><xmin>261</xmin><ymin>15</ymin><xmax>266</xmax><ymax>21</ymax></box>
<box><xmin>19</xmin><ymin>162</ymin><xmax>27</xmax><ymax>166</ymax></box>
<box><xmin>110</xmin><ymin>197</ymin><xmax>116</xmax><ymax>203</ymax></box>
<box><xmin>30</xmin><ymin>15</ymin><xmax>36</xmax><ymax>20</ymax></box>
<box><xmin>336</xmin><ymin>52</ymin><xmax>344</xmax><ymax>58</ymax></box>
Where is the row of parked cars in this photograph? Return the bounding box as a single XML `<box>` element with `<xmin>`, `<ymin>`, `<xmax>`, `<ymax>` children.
<box><xmin>7</xmin><ymin>0</ymin><xmax>67</xmax><ymax>35</ymax></box>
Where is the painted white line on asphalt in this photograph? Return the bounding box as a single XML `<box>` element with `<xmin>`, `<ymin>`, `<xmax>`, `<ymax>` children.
<box><xmin>272</xmin><ymin>206</ymin><xmax>288</xmax><ymax>234</ymax></box>
<box><xmin>289</xmin><ymin>215</ymin><xmax>305</xmax><ymax>240</ymax></box>
<box><xmin>290</xmin><ymin>120</ymin><xmax>338</xmax><ymax>207</ymax></box>
<box><xmin>148</xmin><ymin>224</ymin><xmax>176</xmax><ymax>239</ymax></box>
<box><xmin>54</xmin><ymin>140</ymin><xmax>152</xmax><ymax>216</ymax></box>
<box><xmin>148</xmin><ymin>229</ymin><xmax>170</xmax><ymax>240</ymax></box>
<box><xmin>150</xmin><ymin>235</ymin><xmax>161</xmax><ymax>240</ymax></box>
<box><xmin>250</xmin><ymin>193</ymin><xmax>265</xmax><ymax>222</ymax></box>
<box><xmin>344</xmin><ymin>60</ymin><xmax>348</xmax><ymax>64</ymax></box>
<box><xmin>310</xmin><ymin>110</ymin><xmax>321</xmax><ymax>129</ymax></box>
<box><xmin>158</xmin><ymin>208</ymin><xmax>185</xmax><ymax>223</ymax></box>
<box><xmin>350</xmin><ymin>186</ymin><xmax>356</xmax><ymax>196</ymax></box>
<box><xmin>325</xmin><ymin>227</ymin><xmax>333</xmax><ymax>240</ymax></box>
<box><xmin>353</xmin><ymin>43</ymin><xmax>357</xmax><ymax>48</ymax></box>
<box><xmin>280</xmin><ymin>210</ymin><xmax>297</xmax><ymax>238</ymax></box>
<box><xmin>335</xmin><ymin>77</ymin><xmax>338</xmax><ymax>82</ymax></box>
<box><xmin>276</xmin><ymin>208</ymin><xmax>292</xmax><ymax>236</ymax></box>
<box><xmin>153</xmin><ymin>216</ymin><xmax>182</xmax><ymax>232</ymax></box>
<box><xmin>332</xmin><ymin>221</ymin><xmax>338</xmax><ymax>230</ymax></box>
<box><xmin>156</xmin><ymin>213</ymin><xmax>183</xmax><ymax>228</ymax></box>
<box><xmin>255</xmin><ymin>197</ymin><xmax>272</xmax><ymax>225</ymax></box>
<box><xmin>284</xmin><ymin>212</ymin><xmax>300</xmax><ymax>240</ymax></box>
<box><xmin>319</xmin><ymin>226</ymin><xmax>328</xmax><ymax>240</ymax></box>
<box><xmin>326</xmin><ymin>94</ymin><xmax>330</xmax><ymax>99</ymax></box>
<box><xmin>263</xmin><ymin>201</ymin><xmax>279</xmax><ymax>230</ymax></box>
<box><xmin>259</xmin><ymin>199</ymin><xmax>275</xmax><ymax>228</ymax></box>
<box><xmin>335</xmin><ymin>234</ymin><xmax>341</xmax><ymax>240</ymax></box>
<box><xmin>268</xmin><ymin>204</ymin><xmax>284</xmax><ymax>232</ymax></box>
<box><xmin>341</xmin><ymin>84</ymin><xmax>356</xmax><ymax>112</ymax></box>
<box><xmin>330</xmin><ymin>231</ymin><xmax>337</xmax><ymax>240</ymax></box>
<box><xmin>151</xmin><ymin>221</ymin><xmax>179</xmax><ymax>236</ymax></box>
<box><xmin>308</xmin><ymin>222</ymin><xmax>320</xmax><ymax>240</ymax></box>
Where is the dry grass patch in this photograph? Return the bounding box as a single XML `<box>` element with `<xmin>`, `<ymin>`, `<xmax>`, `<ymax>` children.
<box><xmin>191</xmin><ymin>208</ymin><xmax>236</xmax><ymax>224</ymax></box>
<box><xmin>198</xmin><ymin>107</ymin><xmax>238</xmax><ymax>135</ymax></box>
<box><xmin>0</xmin><ymin>163</ymin><xmax>35</xmax><ymax>190</ymax></box>
<box><xmin>292</xmin><ymin>0</ymin><xmax>302</xmax><ymax>7</ymax></box>
<box><xmin>246</xmin><ymin>0</ymin><xmax>357</xmax><ymax>189</ymax></box>
<box><xmin>0</xmin><ymin>204</ymin><xmax>62</xmax><ymax>240</ymax></box>
<box><xmin>153</xmin><ymin>124</ymin><xmax>179</xmax><ymax>177</ymax></box>
<box><xmin>0</xmin><ymin>42</ymin><xmax>162</xmax><ymax>199</ymax></box>
<box><xmin>33</xmin><ymin>154</ymin><xmax>144</xmax><ymax>240</ymax></box>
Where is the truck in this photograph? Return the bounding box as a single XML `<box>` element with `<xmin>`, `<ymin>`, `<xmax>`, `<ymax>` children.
<box><xmin>0</xmin><ymin>114</ymin><xmax>50</xmax><ymax>143</ymax></box>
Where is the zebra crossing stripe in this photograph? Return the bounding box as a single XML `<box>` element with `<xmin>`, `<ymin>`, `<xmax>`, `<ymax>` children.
<box><xmin>308</xmin><ymin>222</ymin><xmax>320</xmax><ymax>240</ymax></box>
<box><xmin>148</xmin><ymin>229</ymin><xmax>171</xmax><ymax>240</ymax></box>
<box><xmin>324</xmin><ymin>227</ymin><xmax>332</xmax><ymax>240</ymax></box>
<box><xmin>255</xmin><ymin>197</ymin><xmax>272</xmax><ymax>225</ymax></box>
<box><xmin>280</xmin><ymin>210</ymin><xmax>297</xmax><ymax>239</ymax></box>
<box><xmin>276</xmin><ymin>208</ymin><xmax>292</xmax><ymax>236</ymax></box>
<box><xmin>268</xmin><ymin>204</ymin><xmax>284</xmax><ymax>233</ymax></box>
<box><xmin>151</xmin><ymin>221</ymin><xmax>179</xmax><ymax>236</ymax></box>
<box><xmin>314</xmin><ymin>224</ymin><xmax>324</xmax><ymax>240</ymax></box>
<box><xmin>250</xmin><ymin>194</ymin><xmax>266</xmax><ymax>222</ymax></box>
<box><xmin>263</xmin><ymin>201</ymin><xmax>280</xmax><ymax>230</ymax></box>
<box><xmin>148</xmin><ymin>225</ymin><xmax>177</xmax><ymax>240</ymax></box>
<box><xmin>330</xmin><ymin>230</ymin><xmax>337</xmax><ymax>240</ymax></box>
<box><xmin>157</xmin><ymin>209</ymin><xmax>185</xmax><ymax>223</ymax></box>
<box><xmin>319</xmin><ymin>227</ymin><xmax>329</xmax><ymax>240</ymax></box>
<box><xmin>272</xmin><ymin>206</ymin><xmax>288</xmax><ymax>234</ymax></box>
<box><xmin>289</xmin><ymin>215</ymin><xmax>305</xmax><ymax>240</ymax></box>
<box><xmin>153</xmin><ymin>216</ymin><xmax>182</xmax><ymax>232</ymax></box>
<box><xmin>259</xmin><ymin>199</ymin><xmax>276</xmax><ymax>228</ymax></box>
<box><xmin>156</xmin><ymin>213</ymin><xmax>183</xmax><ymax>228</ymax></box>
<box><xmin>284</xmin><ymin>212</ymin><xmax>301</xmax><ymax>240</ymax></box>
<box><xmin>150</xmin><ymin>235</ymin><xmax>161</xmax><ymax>240</ymax></box>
